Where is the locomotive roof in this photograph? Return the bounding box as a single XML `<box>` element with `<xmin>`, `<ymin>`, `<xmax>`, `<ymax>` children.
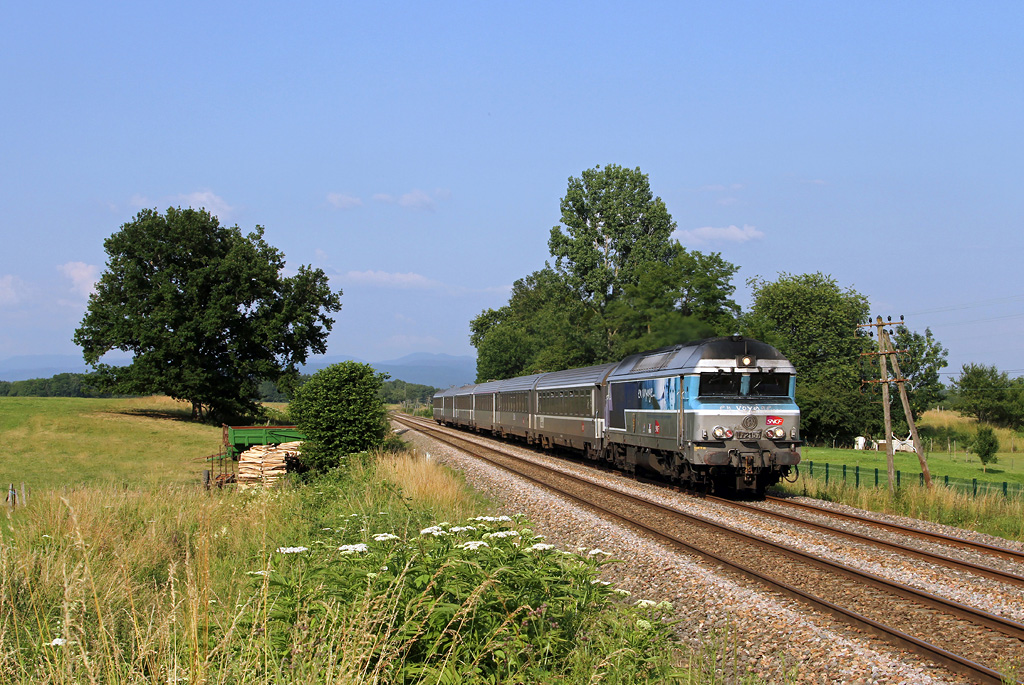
<box><xmin>608</xmin><ymin>336</ymin><xmax>795</xmax><ymax>381</ymax></box>
<box><xmin>534</xmin><ymin>362</ymin><xmax>619</xmax><ymax>389</ymax></box>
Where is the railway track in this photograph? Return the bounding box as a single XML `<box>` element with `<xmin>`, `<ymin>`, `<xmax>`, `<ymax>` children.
<box><xmin>394</xmin><ymin>414</ymin><xmax>1024</xmax><ymax>685</ymax></box>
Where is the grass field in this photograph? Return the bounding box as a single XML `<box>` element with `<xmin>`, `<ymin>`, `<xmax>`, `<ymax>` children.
<box><xmin>797</xmin><ymin>409</ymin><xmax>1024</xmax><ymax>486</ymax></box>
<box><xmin>0</xmin><ymin>397</ymin><xmax>705</xmax><ymax>684</ymax></box>
<box><xmin>0</xmin><ymin>396</ymin><xmax>222</xmax><ymax>492</ymax></box>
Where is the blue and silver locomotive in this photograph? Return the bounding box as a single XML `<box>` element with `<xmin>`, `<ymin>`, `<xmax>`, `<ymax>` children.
<box><xmin>433</xmin><ymin>335</ymin><xmax>801</xmax><ymax>495</ymax></box>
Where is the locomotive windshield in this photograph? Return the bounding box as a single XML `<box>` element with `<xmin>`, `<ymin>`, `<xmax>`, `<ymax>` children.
<box><xmin>699</xmin><ymin>371</ymin><xmax>791</xmax><ymax>398</ymax></box>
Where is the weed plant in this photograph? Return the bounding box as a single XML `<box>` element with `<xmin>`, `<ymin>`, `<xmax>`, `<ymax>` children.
<box><xmin>1</xmin><ymin>450</ymin><xmax>691</xmax><ymax>684</ymax></box>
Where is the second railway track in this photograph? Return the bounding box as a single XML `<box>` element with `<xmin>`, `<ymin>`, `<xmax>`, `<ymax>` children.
<box><xmin>394</xmin><ymin>413</ymin><xmax>1024</xmax><ymax>685</ymax></box>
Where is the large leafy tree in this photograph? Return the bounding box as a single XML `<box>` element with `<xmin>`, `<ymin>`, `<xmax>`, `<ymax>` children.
<box><xmin>74</xmin><ymin>207</ymin><xmax>342</xmax><ymax>421</ymax></box>
<box><xmin>743</xmin><ymin>272</ymin><xmax>873</xmax><ymax>443</ymax></box>
<box><xmin>473</xmin><ymin>165</ymin><xmax>741</xmax><ymax>380</ymax></box>
<box><xmin>548</xmin><ymin>164</ymin><xmax>676</xmax><ymax>315</ymax></box>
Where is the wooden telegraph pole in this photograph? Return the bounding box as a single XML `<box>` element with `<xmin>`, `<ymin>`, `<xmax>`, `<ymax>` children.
<box><xmin>860</xmin><ymin>315</ymin><xmax>932</xmax><ymax>490</ymax></box>
<box><xmin>880</xmin><ymin>325</ymin><xmax>932</xmax><ymax>487</ymax></box>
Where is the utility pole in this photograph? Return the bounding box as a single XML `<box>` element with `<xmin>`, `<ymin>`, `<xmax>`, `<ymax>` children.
<box><xmin>860</xmin><ymin>315</ymin><xmax>932</xmax><ymax>490</ymax></box>
<box><xmin>880</xmin><ymin>325</ymin><xmax>932</xmax><ymax>487</ymax></box>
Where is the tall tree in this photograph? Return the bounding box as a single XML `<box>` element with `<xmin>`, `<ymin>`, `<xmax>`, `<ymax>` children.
<box><xmin>744</xmin><ymin>272</ymin><xmax>873</xmax><ymax>443</ymax></box>
<box><xmin>74</xmin><ymin>207</ymin><xmax>342</xmax><ymax>421</ymax></box>
<box><xmin>548</xmin><ymin>164</ymin><xmax>676</xmax><ymax>314</ymax></box>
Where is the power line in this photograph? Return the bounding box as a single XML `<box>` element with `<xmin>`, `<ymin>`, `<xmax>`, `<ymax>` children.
<box><xmin>905</xmin><ymin>294</ymin><xmax>1024</xmax><ymax>316</ymax></box>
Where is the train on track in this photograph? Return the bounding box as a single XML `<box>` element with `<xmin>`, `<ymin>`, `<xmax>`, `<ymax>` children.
<box><xmin>433</xmin><ymin>335</ymin><xmax>801</xmax><ymax>496</ymax></box>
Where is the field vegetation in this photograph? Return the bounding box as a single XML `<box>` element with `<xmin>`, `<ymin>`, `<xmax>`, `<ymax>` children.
<box><xmin>775</xmin><ymin>409</ymin><xmax>1024</xmax><ymax>541</ymax></box>
<box><xmin>0</xmin><ymin>396</ymin><xmax>736</xmax><ymax>684</ymax></box>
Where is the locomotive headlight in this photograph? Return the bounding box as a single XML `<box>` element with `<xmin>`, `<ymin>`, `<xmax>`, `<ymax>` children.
<box><xmin>712</xmin><ymin>426</ymin><xmax>726</xmax><ymax>439</ymax></box>
<box><xmin>768</xmin><ymin>427</ymin><xmax>786</xmax><ymax>440</ymax></box>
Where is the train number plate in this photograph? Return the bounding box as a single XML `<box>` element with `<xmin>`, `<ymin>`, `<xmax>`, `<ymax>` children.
<box><xmin>735</xmin><ymin>430</ymin><xmax>761</xmax><ymax>439</ymax></box>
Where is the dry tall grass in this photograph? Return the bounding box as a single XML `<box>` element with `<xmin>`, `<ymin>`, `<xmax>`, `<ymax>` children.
<box><xmin>376</xmin><ymin>449</ymin><xmax>485</xmax><ymax>520</ymax></box>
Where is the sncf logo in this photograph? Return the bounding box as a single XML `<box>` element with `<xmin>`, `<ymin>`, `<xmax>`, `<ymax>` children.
<box><xmin>766</xmin><ymin>416</ymin><xmax>784</xmax><ymax>426</ymax></box>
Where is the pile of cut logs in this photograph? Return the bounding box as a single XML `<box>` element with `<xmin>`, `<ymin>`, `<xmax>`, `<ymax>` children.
<box><xmin>237</xmin><ymin>441</ymin><xmax>302</xmax><ymax>487</ymax></box>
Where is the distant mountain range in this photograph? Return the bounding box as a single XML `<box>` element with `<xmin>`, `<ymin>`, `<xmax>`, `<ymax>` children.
<box><xmin>0</xmin><ymin>352</ymin><xmax>477</xmax><ymax>389</ymax></box>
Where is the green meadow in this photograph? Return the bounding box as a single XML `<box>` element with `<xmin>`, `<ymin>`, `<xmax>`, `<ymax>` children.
<box><xmin>0</xmin><ymin>396</ymin><xmax>222</xmax><ymax>491</ymax></box>
<box><xmin>0</xmin><ymin>396</ymin><xmax>718</xmax><ymax>684</ymax></box>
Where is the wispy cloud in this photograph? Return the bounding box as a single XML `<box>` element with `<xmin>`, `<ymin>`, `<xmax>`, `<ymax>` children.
<box><xmin>674</xmin><ymin>224</ymin><xmax>765</xmax><ymax>246</ymax></box>
<box><xmin>58</xmin><ymin>262</ymin><xmax>99</xmax><ymax>298</ymax></box>
<box><xmin>344</xmin><ymin>270</ymin><xmax>444</xmax><ymax>289</ymax></box>
<box><xmin>372</xmin><ymin>188</ymin><xmax>448</xmax><ymax>211</ymax></box>
<box><xmin>176</xmin><ymin>190</ymin><xmax>234</xmax><ymax>220</ymax></box>
<box><xmin>326</xmin><ymin>192</ymin><xmax>363</xmax><ymax>209</ymax></box>
<box><xmin>0</xmin><ymin>274</ymin><xmax>27</xmax><ymax>306</ymax></box>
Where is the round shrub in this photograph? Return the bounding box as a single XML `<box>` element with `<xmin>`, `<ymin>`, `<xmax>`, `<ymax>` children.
<box><xmin>290</xmin><ymin>361</ymin><xmax>390</xmax><ymax>472</ymax></box>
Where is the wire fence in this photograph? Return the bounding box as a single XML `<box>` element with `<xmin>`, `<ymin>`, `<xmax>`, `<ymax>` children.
<box><xmin>803</xmin><ymin>461</ymin><xmax>1024</xmax><ymax>500</ymax></box>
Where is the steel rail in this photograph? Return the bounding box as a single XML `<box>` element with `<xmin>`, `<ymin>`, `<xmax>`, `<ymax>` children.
<box><xmin>395</xmin><ymin>414</ymin><xmax>1021</xmax><ymax>685</ymax></box>
<box><xmin>707</xmin><ymin>495</ymin><xmax>1024</xmax><ymax>587</ymax></box>
<box><xmin>765</xmin><ymin>494</ymin><xmax>1024</xmax><ymax>564</ymax></box>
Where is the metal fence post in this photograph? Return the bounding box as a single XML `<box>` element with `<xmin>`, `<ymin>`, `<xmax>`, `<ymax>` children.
<box><xmin>842</xmin><ymin>464</ymin><xmax>846</xmax><ymax>482</ymax></box>
<box><xmin>1004</xmin><ymin>482</ymin><xmax>1008</xmax><ymax>497</ymax></box>
<box><xmin>825</xmin><ymin>462</ymin><xmax>829</xmax><ymax>485</ymax></box>
<box><xmin>855</xmin><ymin>465</ymin><xmax>860</xmax><ymax>488</ymax></box>
<box><xmin>973</xmin><ymin>478</ymin><xmax>977</xmax><ymax>497</ymax></box>
<box><xmin>875</xmin><ymin>467</ymin><xmax>879</xmax><ymax>488</ymax></box>
<box><xmin>897</xmin><ymin>470</ymin><xmax>901</xmax><ymax>488</ymax></box>
<box><xmin>944</xmin><ymin>475</ymin><xmax>949</xmax><ymax>487</ymax></box>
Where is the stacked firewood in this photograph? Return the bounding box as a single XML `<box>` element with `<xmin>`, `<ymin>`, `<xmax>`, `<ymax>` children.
<box><xmin>237</xmin><ymin>441</ymin><xmax>302</xmax><ymax>487</ymax></box>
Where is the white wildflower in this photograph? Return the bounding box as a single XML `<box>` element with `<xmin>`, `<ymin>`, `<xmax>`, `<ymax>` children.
<box><xmin>366</xmin><ymin>572</ymin><xmax>378</xmax><ymax>579</ymax></box>
<box><xmin>483</xmin><ymin>530</ymin><xmax>520</xmax><ymax>539</ymax></box>
<box><xmin>496</xmin><ymin>515</ymin><xmax>512</xmax><ymax>522</ymax></box>
<box><xmin>657</xmin><ymin>601</ymin><xmax>673</xmax><ymax>612</ymax></box>
<box><xmin>587</xmin><ymin>548</ymin><xmax>611</xmax><ymax>557</ymax></box>
<box><xmin>636</xmin><ymin>619</ymin><xmax>652</xmax><ymax>630</ymax></box>
<box><xmin>41</xmin><ymin>534</ymin><xmax>52</xmax><ymax>539</ymax></box>
<box><xmin>613</xmin><ymin>588</ymin><xmax>631</xmax><ymax>597</ymax></box>
<box><xmin>50</xmin><ymin>638</ymin><xmax>68</xmax><ymax>646</ymax></box>
<box><xmin>420</xmin><ymin>526</ymin><xmax>447</xmax><ymax>536</ymax></box>
<box><xmin>461</xmin><ymin>540</ymin><xmax>489</xmax><ymax>550</ymax></box>
<box><xmin>591</xmin><ymin>579</ymin><xmax>611</xmax><ymax>586</ymax></box>
<box><xmin>470</xmin><ymin>516</ymin><xmax>497</xmax><ymax>522</ymax></box>
<box><xmin>339</xmin><ymin>543</ymin><xmax>368</xmax><ymax>554</ymax></box>
<box><xmin>373</xmin><ymin>533</ymin><xmax>399</xmax><ymax>542</ymax></box>
<box><xmin>635</xmin><ymin>599</ymin><xmax>657</xmax><ymax>608</ymax></box>
<box><xmin>448</xmin><ymin>526</ymin><xmax>477</xmax><ymax>533</ymax></box>
<box><xmin>247</xmin><ymin>570</ymin><xmax>271</xmax><ymax>576</ymax></box>
<box><xmin>528</xmin><ymin>543</ymin><xmax>555</xmax><ymax>551</ymax></box>
<box><xmin>276</xmin><ymin>546</ymin><xmax>309</xmax><ymax>554</ymax></box>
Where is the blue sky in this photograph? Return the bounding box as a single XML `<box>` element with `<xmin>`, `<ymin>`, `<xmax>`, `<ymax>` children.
<box><xmin>2</xmin><ymin>1</ymin><xmax>1022</xmax><ymax>379</ymax></box>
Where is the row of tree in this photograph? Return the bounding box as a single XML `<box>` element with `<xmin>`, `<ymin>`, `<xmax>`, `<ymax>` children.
<box><xmin>0</xmin><ymin>373</ymin><xmax>116</xmax><ymax>398</ymax></box>
<box><xmin>470</xmin><ymin>164</ymin><xmax>960</xmax><ymax>445</ymax></box>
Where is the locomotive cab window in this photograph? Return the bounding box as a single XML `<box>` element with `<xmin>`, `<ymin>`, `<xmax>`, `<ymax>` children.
<box><xmin>699</xmin><ymin>372</ymin><xmax>741</xmax><ymax>397</ymax></box>
<box><xmin>699</xmin><ymin>371</ymin><xmax>791</xmax><ymax>398</ymax></box>
<box><xmin>748</xmin><ymin>372</ymin><xmax>790</xmax><ymax>397</ymax></box>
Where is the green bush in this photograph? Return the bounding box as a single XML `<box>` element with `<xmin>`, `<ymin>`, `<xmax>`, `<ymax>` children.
<box><xmin>289</xmin><ymin>361</ymin><xmax>390</xmax><ymax>472</ymax></box>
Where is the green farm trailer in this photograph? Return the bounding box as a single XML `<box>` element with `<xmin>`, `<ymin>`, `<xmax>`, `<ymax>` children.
<box><xmin>222</xmin><ymin>424</ymin><xmax>306</xmax><ymax>459</ymax></box>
